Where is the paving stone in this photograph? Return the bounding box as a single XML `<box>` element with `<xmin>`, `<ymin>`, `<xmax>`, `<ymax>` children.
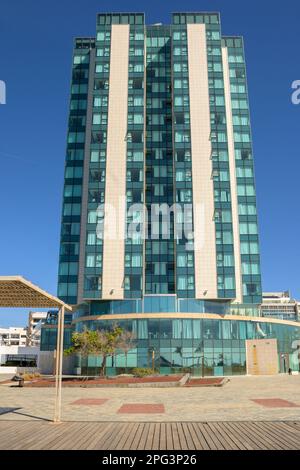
<box><xmin>251</xmin><ymin>398</ymin><xmax>300</xmax><ymax>408</ymax></box>
<box><xmin>71</xmin><ymin>398</ymin><xmax>109</xmax><ymax>406</ymax></box>
<box><xmin>118</xmin><ymin>404</ymin><xmax>165</xmax><ymax>414</ymax></box>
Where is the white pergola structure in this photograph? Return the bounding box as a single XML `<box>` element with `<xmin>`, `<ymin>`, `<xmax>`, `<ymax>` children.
<box><xmin>0</xmin><ymin>276</ymin><xmax>72</xmax><ymax>423</ymax></box>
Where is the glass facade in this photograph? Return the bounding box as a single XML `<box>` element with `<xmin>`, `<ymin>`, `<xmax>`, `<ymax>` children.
<box><xmin>41</xmin><ymin>317</ymin><xmax>300</xmax><ymax>376</ymax></box>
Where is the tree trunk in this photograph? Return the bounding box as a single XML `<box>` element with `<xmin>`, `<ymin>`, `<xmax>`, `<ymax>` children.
<box><xmin>100</xmin><ymin>355</ymin><xmax>106</xmax><ymax>377</ymax></box>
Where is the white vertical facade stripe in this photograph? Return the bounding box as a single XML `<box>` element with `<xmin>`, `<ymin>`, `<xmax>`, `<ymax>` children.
<box><xmin>187</xmin><ymin>24</ymin><xmax>218</xmax><ymax>299</ymax></box>
<box><xmin>222</xmin><ymin>46</ymin><xmax>243</xmax><ymax>303</ymax></box>
<box><xmin>102</xmin><ymin>24</ymin><xmax>129</xmax><ymax>299</ymax></box>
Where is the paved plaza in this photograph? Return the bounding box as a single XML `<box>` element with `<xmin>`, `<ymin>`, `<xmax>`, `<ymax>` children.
<box><xmin>0</xmin><ymin>375</ymin><xmax>300</xmax><ymax>423</ymax></box>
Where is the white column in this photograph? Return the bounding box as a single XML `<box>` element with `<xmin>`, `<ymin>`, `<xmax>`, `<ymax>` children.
<box><xmin>222</xmin><ymin>46</ymin><xmax>243</xmax><ymax>303</ymax></box>
<box><xmin>187</xmin><ymin>24</ymin><xmax>218</xmax><ymax>299</ymax></box>
<box><xmin>102</xmin><ymin>25</ymin><xmax>130</xmax><ymax>299</ymax></box>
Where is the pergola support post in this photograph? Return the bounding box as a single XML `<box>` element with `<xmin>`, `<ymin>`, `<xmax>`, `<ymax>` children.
<box><xmin>54</xmin><ymin>306</ymin><xmax>65</xmax><ymax>423</ymax></box>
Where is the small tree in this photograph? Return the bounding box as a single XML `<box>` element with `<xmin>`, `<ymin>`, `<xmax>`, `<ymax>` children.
<box><xmin>65</xmin><ymin>326</ymin><xmax>136</xmax><ymax>376</ymax></box>
<box><xmin>116</xmin><ymin>329</ymin><xmax>137</xmax><ymax>369</ymax></box>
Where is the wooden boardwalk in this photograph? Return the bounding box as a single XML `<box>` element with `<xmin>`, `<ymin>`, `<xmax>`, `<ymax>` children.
<box><xmin>0</xmin><ymin>421</ymin><xmax>299</xmax><ymax>450</ymax></box>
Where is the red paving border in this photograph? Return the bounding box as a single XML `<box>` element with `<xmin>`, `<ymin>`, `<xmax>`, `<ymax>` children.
<box><xmin>251</xmin><ymin>398</ymin><xmax>300</xmax><ymax>408</ymax></box>
<box><xmin>118</xmin><ymin>403</ymin><xmax>165</xmax><ymax>414</ymax></box>
<box><xmin>25</xmin><ymin>375</ymin><xmax>183</xmax><ymax>387</ymax></box>
<box><xmin>71</xmin><ymin>398</ymin><xmax>109</xmax><ymax>406</ymax></box>
<box><xmin>185</xmin><ymin>377</ymin><xmax>225</xmax><ymax>387</ymax></box>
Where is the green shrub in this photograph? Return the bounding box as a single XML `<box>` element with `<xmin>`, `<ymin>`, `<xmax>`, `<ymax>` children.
<box><xmin>132</xmin><ymin>368</ymin><xmax>156</xmax><ymax>378</ymax></box>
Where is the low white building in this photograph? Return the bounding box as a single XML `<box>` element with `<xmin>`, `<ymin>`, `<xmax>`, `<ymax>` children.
<box><xmin>261</xmin><ymin>292</ymin><xmax>299</xmax><ymax>322</ymax></box>
<box><xmin>0</xmin><ymin>327</ymin><xmax>28</xmax><ymax>346</ymax></box>
<box><xmin>27</xmin><ymin>311</ymin><xmax>48</xmax><ymax>346</ymax></box>
<box><xmin>0</xmin><ymin>345</ymin><xmax>39</xmax><ymax>374</ymax></box>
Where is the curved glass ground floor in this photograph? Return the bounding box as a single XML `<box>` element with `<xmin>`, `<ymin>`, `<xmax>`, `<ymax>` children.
<box><xmin>71</xmin><ymin>314</ymin><xmax>300</xmax><ymax>377</ymax></box>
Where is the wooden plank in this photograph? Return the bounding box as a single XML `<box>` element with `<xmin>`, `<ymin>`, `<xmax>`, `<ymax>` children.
<box><xmin>144</xmin><ymin>422</ymin><xmax>155</xmax><ymax>450</ymax></box>
<box><xmin>137</xmin><ymin>423</ymin><xmax>150</xmax><ymax>450</ymax></box>
<box><xmin>159</xmin><ymin>423</ymin><xmax>167</xmax><ymax>450</ymax></box>
<box><xmin>231</xmin><ymin>422</ymin><xmax>269</xmax><ymax>450</ymax></box>
<box><xmin>206</xmin><ymin>422</ymin><xmax>239</xmax><ymax>450</ymax></box>
<box><xmin>273</xmin><ymin>421</ymin><xmax>300</xmax><ymax>437</ymax></box>
<box><xmin>151</xmin><ymin>422</ymin><xmax>160</xmax><ymax>450</ymax></box>
<box><xmin>76</xmin><ymin>423</ymin><xmax>104</xmax><ymax>450</ymax></box>
<box><xmin>50</xmin><ymin>422</ymin><xmax>92</xmax><ymax>450</ymax></box>
<box><xmin>115</xmin><ymin>422</ymin><xmax>137</xmax><ymax>450</ymax></box>
<box><xmin>122</xmin><ymin>423</ymin><xmax>141</xmax><ymax>450</ymax></box>
<box><xmin>170</xmin><ymin>422</ymin><xmax>181</xmax><ymax>450</ymax></box>
<box><xmin>129</xmin><ymin>423</ymin><xmax>145</xmax><ymax>450</ymax></box>
<box><xmin>200</xmin><ymin>423</ymin><xmax>224</xmax><ymax>450</ymax></box>
<box><xmin>190</xmin><ymin>422</ymin><xmax>210</xmax><ymax>450</ymax></box>
<box><xmin>176</xmin><ymin>422</ymin><xmax>189</xmax><ymax>450</ymax></box>
<box><xmin>9</xmin><ymin>422</ymin><xmax>51</xmax><ymax>450</ymax></box>
<box><xmin>86</xmin><ymin>422</ymin><xmax>115</xmax><ymax>450</ymax></box>
<box><xmin>27</xmin><ymin>422</ymin><xmax>74</xmax><ymax>450</ymax></box>
<box><xmin>181</xmin><ymin>423</ymin><xmax>196</xmax><ymax>450</ymax></box>
<box><xmin>98</xmin><ymin>423</ymin><xmax>125</xmax><ymax>450</ymax></box>
<box><xmin>68</xmin><ymin>423</ymin><xmax>105</xmax><ymax>450</ymax></box>
<box><xmin>237</xmin><ymin>422</ymin><xmax>281</xmax><ymax>450</ymax></box>
<box><xmin>0</xmin><ymin>421</ymin><xmax>34</xmax><ymax>448</ymax></box>
<box><xmin>228</xmin><ymin>422</ymin><xmax>263</xmax><ymax>450</ymax></box>
<box><xmin>103</xmin><ymin>423</ymin><xmax>127</xmax><ymax>450</ymax></box>
<box><xmin>166</xmin><ymin>423</ymin><xmax>174</xmax><ymax>450</ymax></box>
<box><xmin>248</xmin><ymin>422</ymin><xmax>290</xmax><ymax>451</ymax></box>
<box><xmin>255</xmin><ymin>422</ymin><xmax>300</xmax><ymax>450</ymax></box>
<box><xmin>219</xmin><ymin>422</ymin><xmax>253</xmax><ymax>450</ymax></box>
<box><xmin>193</xmin><ymin>422</ymin><xmax>217</xmax><ymax>450</ymax></box>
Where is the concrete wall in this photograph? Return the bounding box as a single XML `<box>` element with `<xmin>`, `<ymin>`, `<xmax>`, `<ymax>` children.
<box><xmin>246</xmin><ymin>339</ymin><xmax>279</xmax><ymax>375</ymax></box>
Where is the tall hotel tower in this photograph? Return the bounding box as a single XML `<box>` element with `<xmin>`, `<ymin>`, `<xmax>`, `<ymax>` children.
<box><xmin>49</xmin><ymin>12</ymin><xmax>295</xmax><ymax>377</ymax></box>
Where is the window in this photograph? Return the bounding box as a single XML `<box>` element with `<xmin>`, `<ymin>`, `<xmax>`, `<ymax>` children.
<box><xmin>70</xmin><ymin>99</ymin><xmax>87</xmax><ymax>110</ymax></box>
<box><xmin>60</xmin><ymin>242</ymin><xmax>79</xmax><ymax>256</ymax></box>
<box><xmin>175</xmin><ymin>131</ymin><xmax>190</xmax><ymax>143</ymax></box>
<box><xmin>127</xmin><ymin>131</ymin><xmax>143</xmax><ymax>143</ymax></box>
<box><xmin>96</xmin><ymin>47</ymin><xmax>110</xmax><ymax>57</ymax></box>
<box><xmin>71</xmin><ymin>84</ymin><xmax>88</xmax><ymax>94</ymax></box>
<box><xmin>177</xmin><ymin>253</ymin><xmax>194</xmax><ymax>268</ymax></box>
<box><xmin>73</xmin><ymin>54</ymin><xmax>89</xmax><ymax>64</ymax></box>
<box><xmin>240</xmin><ymin>223</ymin><xmax>258</xmax><ymax>235</ymax></box>
<box><xmin>63</xmin><ymin>203</ymin><xmax>81</xmax><ymax>216</ymax></box>
<box><xmin>85</xmin><ymin>276</ymin><xmax>102</xmax><ymax>291</ymax></box>
<box><xmin>93</xmin><ymin>96</ymin><xmax>108</xmax><ymax>107</ymax></box>
<box><xmin>90</xmin><ymin>150</ymin><xmax>106</xmax><ymax>162</ymax></box>
<box><xmin>87</xmin><ymin>232</ymin><xmax>102</xmax><ymax>245</ymax></box>
<box><xmin>67</xmin><ymin>132</ymin><xmax>85</xmax><ymax>144</ymax></box>
<box><xmin>242</xmin><ymin>262</ymin><xmax>260</xmax><ymax>275</ymax></box>
<box><xmin>177</xmin><ymin>276</ymin><xmax>194</xmax><ymax>290</ymax></box>
<box><xmin>237</xmin><ymin>185</ymin><xmax>255</xmax><ymax>197</ymax></box>
<box><xmin>64</xmin><ymin>185</ymin><xmax>82</xmax><ymax>198</ymax></box>
<box><xmin>217</xmin><ymin>254</ymin><xmax>234</xmax><ymax>267</ymax></box>
<box><xmin>59</xmin><ymin>262</ymin><xmax>78</xmax><ymax>276</ymax></box>
<box><xmin>94</xmin><ymin>79</ymin><xmax>109</xmax><ymax>91</ymax></box>
<box><xmin>65</xmin><ymin>167</ymin><xmax>83</xmax><ymax>179</ymax></box>
<box><xmin>125</xmin><ymin>254</ymin><xmax>142</xmax><ymax>268</ymax></box>
<box><xmin>86</xmin><ymin>254</ymin><xmax>102</xmax><ymax>268</ymax></box>
<box><xmin>95</xmin><ymin>63</ymin><xmax>109</xmax><ymax>73</ymax></box>
<box><xmin>127</xmin><ymin>150</ymin><xmax>143</xmax><ymax>162</ymax></box>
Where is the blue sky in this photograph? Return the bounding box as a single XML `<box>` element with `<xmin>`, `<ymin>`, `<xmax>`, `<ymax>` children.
<box><xmin>0</xmin><ymin>0</ymin><xmax>299</xmax><ymax>327</ymax></box>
